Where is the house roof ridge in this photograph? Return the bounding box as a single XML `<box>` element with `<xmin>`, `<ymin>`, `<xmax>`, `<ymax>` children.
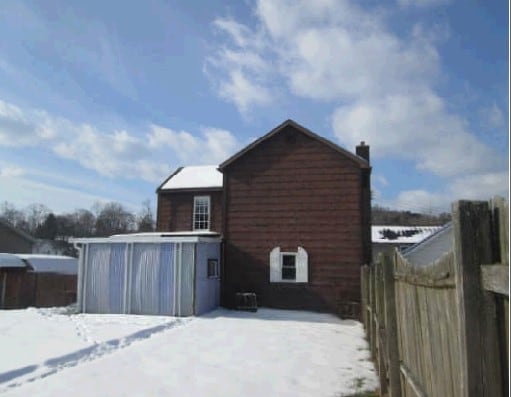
<box><xmin>218</xmin><ymin>119</ymin><xmax>370</xmax><ymax>170</ymax></box>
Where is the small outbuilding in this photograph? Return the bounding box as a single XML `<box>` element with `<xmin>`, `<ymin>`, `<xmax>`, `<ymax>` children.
<box><xmin>72</xmin><ymin>232</ymin><xmax>222</xmax><ymax>316</ymax></box>
<box><xmin>0</xmin><ymin>253</ymin><xmax>77</xmax><ymax>309</ymax></box>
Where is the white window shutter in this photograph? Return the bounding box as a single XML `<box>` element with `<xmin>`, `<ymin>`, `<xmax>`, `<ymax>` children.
<box><xmin>296</xmin><ymin>246</ymin><xmax>308</xmax><ymax>283</ymax></box>
<box><xmin>269</xmin><ymin>247</ymin><xmax>281</xmax><ymax>282</ymax></box>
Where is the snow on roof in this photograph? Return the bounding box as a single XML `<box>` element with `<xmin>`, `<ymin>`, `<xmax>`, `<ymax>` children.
<box><xmin>71</xmin><ymin>231</ymin><xmax>222</xmax><ymax>244</ymax></box>
<box><xmin>16</xmin><ymin>254</ymin><xmax>78</xmax><ymax>275</ymax></box>
<box><xmin>372</xmin><ymin>226</ymin><xmax>443</xmax><ymax>244</ymax></box>
<box><xmin>0</xmin><ymin>253</ymin><xmax>27</xmax><ymax>268</ymax></box>
<box><xmin>159</xmin><ymin>165</ymin><xmax>223</xmax><ymax>190</ymax></box>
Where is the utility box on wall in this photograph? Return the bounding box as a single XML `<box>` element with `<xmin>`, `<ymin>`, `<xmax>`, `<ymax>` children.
<box><xmin>72</xmin><ymin>232</ymin><xmax>222</xmax><ymax>316</ymax></box>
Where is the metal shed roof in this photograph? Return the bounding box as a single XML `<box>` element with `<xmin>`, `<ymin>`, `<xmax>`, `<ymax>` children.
<box><xmin>17</xmin><ymin>254</ymin><xmax>78</xmax><ymax>275</ymax></box>
<box><xmin>0</xmin><ymin>253</ymin><xmax>27</xmax><ymax>268</ymax></box>
<box><xmin>71</xmin><ymin>231</ymin><xmax>223</xmax><ymax>244</ymax></box>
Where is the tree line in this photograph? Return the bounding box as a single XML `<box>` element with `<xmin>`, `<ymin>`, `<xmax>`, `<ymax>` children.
<box><xmin>1</xmin><ymin>200</ymin><xmax>451</xmax><ymax>241</ymax></box>
<box><xmin>371</xmin><ymin>205</ymin><xmax>451</xmax><ymax>226</ymax></box>
<box><xmin>0</xmin><ymin>200</ymin><xmax>155</xmax><ymax>240</ymax></box>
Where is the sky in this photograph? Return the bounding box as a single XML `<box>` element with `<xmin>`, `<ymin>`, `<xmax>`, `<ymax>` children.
<box><xmin>0</xmin><ymin>0</ymin><xmax>508</xmax><ymax>215</ymax></box>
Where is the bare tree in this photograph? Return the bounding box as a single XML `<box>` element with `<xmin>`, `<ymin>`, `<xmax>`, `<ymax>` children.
<box><xmin>0</xmin><ymin>201</ymin><xmax>29</xmax><ymax>231</ymax></box>
<box><xmin>95</xmin><ymin>202</ymin><xmax>135</xmax><ymax>236</ymax></box>
<box><xmin>71</xmin><ymin>209</ymin><xmax>96</xmax><ymax>237</ymax></box>
<box><xmin>25</xmin><ymin>203</ymin><xmax>51</xmax><ymax>235</ymax></box>
<box><xmin>137</xmin><ymin>199</ymin><xmax>155</xmax><ymax>232</ymax></box>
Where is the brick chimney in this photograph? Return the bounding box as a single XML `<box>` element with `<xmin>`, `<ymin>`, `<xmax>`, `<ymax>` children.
<box><xmin>356</xmin><ymin>141</ymin><xmax>370</xmax><ymax>163</ymax></box>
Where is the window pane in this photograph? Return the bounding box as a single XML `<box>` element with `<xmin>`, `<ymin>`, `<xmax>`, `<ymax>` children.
<box><xmin>282</xmin><ymin>267</ymin><xmax>296</xmax><ymax>280</ymax></box>
<box><xmin>282</xmin><ymin>255</ymin><xmax>295</xmax><ymax>267</ymax></box>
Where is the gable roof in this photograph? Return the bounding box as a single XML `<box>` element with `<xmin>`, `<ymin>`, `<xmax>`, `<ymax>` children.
<box><xmin>157</xmin><ymin>165</ymin><xmax>223</xmax><ymax>192</ymax></box>
<box><xmin>218</xmin><ymin>119</ymin><xmax>370</xmax><ymax>171</ymax></box>
<box><xmin>0</xmin><ymin>219</ymin><xmax>36</xmax><ymax>244</ymax></box>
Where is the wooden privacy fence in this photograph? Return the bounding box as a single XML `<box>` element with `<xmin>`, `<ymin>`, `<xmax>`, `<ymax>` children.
<box><xmin>361</xmin><ymin>197</ymin><xmax>509</xmax><ymax>397</ymax></box>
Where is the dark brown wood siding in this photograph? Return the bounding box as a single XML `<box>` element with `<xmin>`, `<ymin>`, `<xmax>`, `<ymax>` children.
<box><xmin>157</xmin><ymin>190</ymin><xmax>223</xmax><ymax>233</ymax></box>
<box><xmin>222</xmin><ymin>125</ymin><xmax>366</xmax><ymax>317</ymax></box>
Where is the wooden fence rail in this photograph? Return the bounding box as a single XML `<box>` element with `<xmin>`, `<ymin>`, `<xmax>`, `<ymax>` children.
<box><xmin>362</xmin><ymin>197</ymin><xmax>509</xmax><ymax>397</ymax></box>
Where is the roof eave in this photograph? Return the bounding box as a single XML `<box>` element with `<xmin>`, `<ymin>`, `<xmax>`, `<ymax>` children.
<box><xmin>158</xmin><ymin>186</ymin><xmax>223</xmax><ymax>193</ymax></box>
<box><xmin>155</xmin><ymin>166</ymin><xmax>184</xmax><ymax>193</ymax></box>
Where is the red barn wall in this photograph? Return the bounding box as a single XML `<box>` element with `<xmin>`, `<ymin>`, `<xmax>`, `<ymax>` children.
<box><xmin>222</xmin><ymin>125</ymin><xmax>366</xmax><ymax>317</ymax></box>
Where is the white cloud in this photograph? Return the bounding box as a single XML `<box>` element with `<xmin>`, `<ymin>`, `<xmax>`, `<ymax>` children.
<box><xmin>0</xmin><ymin>166</ymin><xmax>25</xmax><ymax>178</ymax></box>
<box><xmin>0</xmin><ymin>98</ymin><xmax>239</xmax><ymax>183</ymax></box>
<box><xmin>449</xmin><ymin>172</ymin><xmax>509</xmax><ymax>201</ymax></box>
<box><xmin>393</xmin><ymin>189</ymin><xmax>449</xmax><ymax>213</ymax></box>
<box><xmin>332</xmin><ymin>91</ymin><xmax>505</xmax><ymax>177</ymax></box>
<box><xmin>217</xmin><ymin>70</ymin><xmax>272</xmax><ymax>114</ymax></box>
<box><xmin>207</xmin><ymin>1</ymin><xmax>507</xmax><ymax>205</ymax></box>
<box><xmin>382</xmin><ymin>171</ymin><xmax>509</xmax><ymax>213</ymax></box>
<box><xmin>147</xmin><ymin>125</ymin><xmax>240</xmax><ymax>165</ymax></box>
<box><xmin>208</xmin><ymin>0</ymin><xmax>439</xmax><ymax>105</ymax></box>
<box><xmin>397</xmin><ymin>0</ymin><xmax>451</xmax><ymax>8</ymax></box>
<box><xmin>0</xmin><ymin>173</ymin><xmax>138</xmax><ymax>214</ymax></box>
<box><xmin>374</xmin><ymin>174</ymin><xmax>389</xmax><ymax>187</ymax></box>
<box><xmin>206</xmin><ymin>17</ymin><xmax>273</xmax><ymax>114</ymax></box>
<box><xmin>481</xmin><ymin>102</ymin><xmax>505</xmax><ymax>129</ymax></box>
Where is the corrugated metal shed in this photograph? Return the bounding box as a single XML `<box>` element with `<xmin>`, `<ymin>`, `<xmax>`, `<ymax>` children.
<box><xmin>72</xmin><ymin>233</ymin><xmax>222</xmax><ymax>316</ymax></box>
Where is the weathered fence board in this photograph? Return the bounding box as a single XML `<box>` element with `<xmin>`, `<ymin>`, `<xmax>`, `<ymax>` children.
<box><xmin>481</xmin><ymin>264</ymin><xmax>509</xmax><ymax>296</ymax></box>
<box><xmin>361</xmin><ymin>197</ymin><xmax>508</xmax><ymax>397</ymax></box>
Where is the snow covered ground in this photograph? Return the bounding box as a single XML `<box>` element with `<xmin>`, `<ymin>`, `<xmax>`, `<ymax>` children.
<box><xmin>0</xmin><ymin>307</ymin><xmax>378</xmax><ymax>396</ymax></box>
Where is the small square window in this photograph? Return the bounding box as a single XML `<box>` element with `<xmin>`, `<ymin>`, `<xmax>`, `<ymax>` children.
<box><xmin>207</xmin><ymin>259</ymin><xmax>219</xmax><ymax>278</ymax></box>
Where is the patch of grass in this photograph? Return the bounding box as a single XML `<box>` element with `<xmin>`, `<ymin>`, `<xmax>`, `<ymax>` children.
<box><xmin>338</xmin><ymin>377</ymin><xmax>379</xmax><ymax>397</ymax></box>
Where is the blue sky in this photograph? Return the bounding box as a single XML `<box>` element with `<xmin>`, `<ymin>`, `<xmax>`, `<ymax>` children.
<box><xmin>0</xmin><ymin>0</ymin><xmax>508</xmax><ymax>215</ymax></box>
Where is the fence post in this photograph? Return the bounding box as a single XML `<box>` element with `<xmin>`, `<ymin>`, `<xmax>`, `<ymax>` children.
<box><xmin>453</xmin><ymin>200</ymin><xmax>502</xmax><ymax>397</ymax></box>
<box><xmin>382</xmin><ymin>253</ymin><xmax>402</xmax><ymax>397</ymax></box>
<box><xmin>361</xmin><ymin>265</ymin><xmax>369</xmax><ymax>330</ymax></box>
<box><xmin>370</xmin><ymin>264</ymin><xmax>377</xmax><ymax>358</ymax></box>
<box><xmin>372</xmin><ymin>261</ymin><xmax>386</xmax><ymax>396</ymax></box>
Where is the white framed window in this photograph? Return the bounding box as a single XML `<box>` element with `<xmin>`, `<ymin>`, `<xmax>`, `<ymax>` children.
<box><xmin>207</xmin><ymin>259</ymin><xmax>219</xmax><ymax>278</ymax></box>
<box><xmin>193</xmin><ymin>196</ymin><xmax>210</xmax><ymax>230</ymax></box>
<box><xmin>269</xmin><ymin>246</ymin><xmax>308</xmax><ymax>283</ymax></box>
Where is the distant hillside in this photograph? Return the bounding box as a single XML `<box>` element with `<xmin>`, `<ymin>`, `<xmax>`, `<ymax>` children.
<box><xmin>371</xmin><ymin>205</ymin><xmax>451</xmax><ymax>226</ymax></box>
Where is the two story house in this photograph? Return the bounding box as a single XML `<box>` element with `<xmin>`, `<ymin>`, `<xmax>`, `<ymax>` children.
<box><xmin>156</xmin><ymin>119</ymin><xmax>371</xmax><ymax>316</ymax></box>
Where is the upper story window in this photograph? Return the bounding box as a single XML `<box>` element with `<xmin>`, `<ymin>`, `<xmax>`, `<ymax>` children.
<box><xmin>193</xmin><ymin>196</ymin><xmax>210</xmax><ymax>230</ymax></box>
